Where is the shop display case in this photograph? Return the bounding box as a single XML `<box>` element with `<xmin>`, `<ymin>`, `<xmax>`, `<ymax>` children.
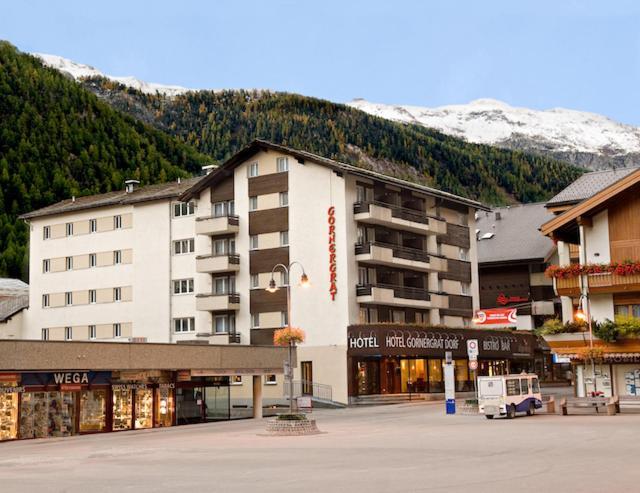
<box><xmin>19</xmin><ymin>392</ymin><xmax>75</xmax><ymax>439</ymax></box>
<box><xmin>135</xmin><ymin>389</ymin><xmax>153</xmax><ymax>429</ymax></box>
<box><xmin>154</xmin><ymin>387</ymin><xmax>174</xmax><ymax>427</ymax></box>
<box><xmin>0</xmin><ymin>389</ymin><xmax>19</xmax><ymax>441</ymax></box>
<box><xmin>79</xmin><ymin>390</ymin><xmax>107</xmax><ymax>433</ymax></box>
<box><xmin>112</xmin><ymin>388</ymin><xmax>133</xmax><ymax>430</ymax></box>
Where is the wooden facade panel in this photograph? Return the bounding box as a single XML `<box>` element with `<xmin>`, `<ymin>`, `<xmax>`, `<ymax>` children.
<box><xmin>249</xmin><ymin>247</ymin><xmax>289</xmax><ymax>274</ymax></box>
<box><xmin>248</xmin><ymin>172</ymin><xmax>288</xmax><ymax>196</ymax></box>
<box><xmin>438</xmin><ymin>223</ymin><xmax>470</xmax><ymax>249</ymax></box>
<box><xmin>250</xmin><ymin>328</ymin><xmax>276</xmax><ymax>346</ymax></box>
<box><xmin>250</xmin><ymin>288</ymin><xmax>287</xmax><ymax>313</ymax></box>
<box><xmin>210</xmin><ymin>176</ymin><xmax>234</xmax><ymax>202</ymax></box>
<box><xmin>249</xmin><ymin>208</ymin><xmax>288</xmax><ymax>235</ymax></box>
<box><xmin>478</xmin><ymin>265</ymin><xmax>530</xmax><ymax>309</ymax></box>
<box><xmin>439</xmin><ymin>259</ymin><xmax>472</xmax><ymax>283</ymax></box>
<box><xmin>608</xmin><ymin>190</ymin><xmax>640</xmax><ymax>262</ymax></box>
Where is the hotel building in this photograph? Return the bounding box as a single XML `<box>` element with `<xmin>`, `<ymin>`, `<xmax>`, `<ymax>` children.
<box><xmin>19</xmin><ymin>140</ymin><xmax>536</xmax><ymax>405</ymax></box>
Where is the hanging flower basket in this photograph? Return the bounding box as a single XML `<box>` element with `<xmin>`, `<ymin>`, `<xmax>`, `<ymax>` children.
<box><xmin>273</xmin><ymin>327</ymin><xmax>306</xmax><ymax>346</ymax></box>
<box><xmin>545</xmin><ymin>260</ymin><xmax>640</xmax><ymax>279</ymax></box>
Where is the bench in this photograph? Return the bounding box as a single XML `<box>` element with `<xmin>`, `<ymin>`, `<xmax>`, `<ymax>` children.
<box><xmin>616</xmin><ymin>395</ymin><xmax>640</xmax><ymax>413</ymax></box>
<box><xmin>560</xmin><ymin>397</ymin><xmax>617</xmax><ymax>416</ymax></box>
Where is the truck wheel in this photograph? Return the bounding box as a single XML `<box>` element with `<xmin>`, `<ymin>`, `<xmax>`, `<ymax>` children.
<box><xmin>527</xmin><ymin>402</ymin><xmax>535</xmax><ymax>416</ymax></box>
<box><xmin>507</xmin><ymin>405</ymin><xmax>516</xmax><ymax>419</ymax></box>
<box><xmin>485</xmin><ymin>415</ymin><xmax>494</xmax><ymax>420</ymax></box>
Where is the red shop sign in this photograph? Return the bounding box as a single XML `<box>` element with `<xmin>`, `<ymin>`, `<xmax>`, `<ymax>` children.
<box><xmin>496</xmin><ymin>293</ymin><xmax>528</xmax><ymax>305</ymax></box>
<box><xmin>474</xmin><ymin>308</ymin><xmax>517</xmax><ymax>325</ymax></box>
<box><xmin>328</xmin><ymin>206</ymin><xmax>337</xmax><ymax>301</ymax></box>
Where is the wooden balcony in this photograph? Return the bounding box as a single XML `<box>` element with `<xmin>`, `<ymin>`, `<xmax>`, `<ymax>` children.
<box><xmin>556</xmin><ymin>272</ymin><xmax>640</xmax><ymax>296</ymax></box>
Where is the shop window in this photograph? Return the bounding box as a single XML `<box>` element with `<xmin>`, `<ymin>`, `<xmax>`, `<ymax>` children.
<box><xmin>276</xmin><ymin>156</ymin><xmax>289</xmax><ymax>172</ymax></box>
<box><xmin>155</xmin><ymin>387</ymin><xmax>174</xmax><ymax>427</ymax></box>
<box><xmin>79</xmin><ymin>390</ymin><xmax>107</xmax><ymax>432</ymax></box>
<box><xmin>114</xmin><ymin>215</ymin><xmax>122</xmax><ymax>229</ymax></box>
<box><xmin>428</xmin><ymin>359</ymin><xmax>444</xmax><ymax>393</ymax></box>
<box><xmin>43</xmin><ymin>225</ymin><xmax>51</xmax><ymax>240</ymax></box>
<box><xmin>112</xmin><ymin>388</ymin><xmax>133</xmax><ymax>430</ymax></box>
<box><xmin>0</xmin><ymin>381</ymin><xmax>19</xmax><ymax>440</ymax></box>
<box><xmin>279</xmin><ymin>191</ymin><xmax>288</xmax><ymax>207</ymax></box>
<box><xmin>90</xmin><ymin>218</ymin><xmax>97</xmax><ymax>233</ymax></box>
<box><xmin>265</xmin><ymin>374</ymin><xmax>277</xmax><ymax>385</ymax></box>
<box><xmin>135</xmin><ymin>389</ymin><xmax>153</xmax><ymax>429</ymax></box>
<box><xmin>231</xmin><ymin>376</ymin><xmax>243</xmax><ymax>385</ymax></box>
<box><xmin>20</xmin><ymin>392</ymin><xmax>76</xmax><ymax>438</ymax></box>
<box><xmin>42</xmin><ymin>259</ymin><xmax>50</xmax><ymax>273</ymax></box>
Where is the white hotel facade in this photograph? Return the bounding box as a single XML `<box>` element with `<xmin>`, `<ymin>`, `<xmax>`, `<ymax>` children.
<box><xmin>21</xmin><ymin>140</ymin><xmax>486</xmax><ymax>404</ymax></box>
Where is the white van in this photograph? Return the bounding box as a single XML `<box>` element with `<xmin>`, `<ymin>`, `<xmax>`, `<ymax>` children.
<box><xmin>478</xmin><ymin>373</ymin><xmax>542</xmax><ymax>419</ymax></box>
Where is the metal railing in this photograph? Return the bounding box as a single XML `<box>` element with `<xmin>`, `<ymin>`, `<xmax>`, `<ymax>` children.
<box><xmin>354</xmin><ymin>200</ymin><xmax>429</xmax><ymax>224</ymax></box>
<box><xmin>355</xmin><ymin>241</ymin><xmax>429</xmax><ymax>263</ymax></box>
<box><xmin>228</xmin><ymin>333</ymin><xmax>241</xmax><ymax>344</ymax></box>
<box><xmin>356</xmin><ymin>283</ymin><xmax>431</xmax><ymax>301</ymax></box>
<box><xmin>284</xmin><ymin>380</ymin><xmax>333</xmax><ymax>402</ymax></box>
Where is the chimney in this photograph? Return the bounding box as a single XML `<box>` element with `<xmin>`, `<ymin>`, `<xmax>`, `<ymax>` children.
<box><xmin>495</xmin><ymin>211</ymin><xmax>502</xmax><ymax>220</ymax></box>
<box><xmin>202</xmin><ymin>164</ymin><xmax>217</xmax><ymax>175</ymax></box>
<box><xmin>125</xmin><ymin>179</ymin><xmax>140</xmax><ymax>193</ymax></box>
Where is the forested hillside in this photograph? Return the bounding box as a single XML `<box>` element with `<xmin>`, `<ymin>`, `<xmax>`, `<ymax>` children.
<box><xmin>0</xmin><ymin>42</ymin><xmax>210</xmax><ymax>279</ymax></box>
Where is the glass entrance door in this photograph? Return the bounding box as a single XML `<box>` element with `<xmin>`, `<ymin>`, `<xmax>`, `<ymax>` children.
<box><xmin>204</xmin><ymin>386</ymin><xmax>229</xmax><ymax>421</ymax></box>
<box><xmin>176</xmin><ymin>387</ymin><xmax>205</xmax><ymax>425</ymax></box>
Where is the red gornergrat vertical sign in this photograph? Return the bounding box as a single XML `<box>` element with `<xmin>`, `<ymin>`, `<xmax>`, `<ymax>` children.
<box><xmin>328</xmin><ymin>206</ymin><xmax>337</xmax><ymax>300</ymax></box>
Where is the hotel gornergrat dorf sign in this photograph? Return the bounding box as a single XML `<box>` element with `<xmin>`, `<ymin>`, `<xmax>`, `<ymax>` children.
<box><xmin>328</xmin><ymin>206</ymin><xmax>337</xmax><ymax>300</ymax></box>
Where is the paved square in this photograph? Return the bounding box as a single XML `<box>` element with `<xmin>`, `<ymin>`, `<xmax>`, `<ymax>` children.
<box><xmin>1</xmin><ymin>402</ymin><xmax>639</xmax><ymax>492</ymax></box>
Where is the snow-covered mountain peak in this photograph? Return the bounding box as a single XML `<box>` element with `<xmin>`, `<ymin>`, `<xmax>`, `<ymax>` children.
<box><xmin>33</xmin><ymin>53</ymin><xmax>192</xmax><ymax>97</ymax></box>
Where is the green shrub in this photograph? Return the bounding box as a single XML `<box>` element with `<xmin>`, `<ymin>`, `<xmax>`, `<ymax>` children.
<box><xmin>276</xmin><ymin>413</ymin><xmax>307</xmax><ymax>421</ymax></box>
<box><xmin>539</xmin><ymin>318</ymin><xmax>564</xmax><ymax>335</ymax></box>
<box><xmin>594</xmin><ymin>319</ymin><xmax>619</xmax><ymax>342</ymax></box>
<box><xmin>614</xmin><ymin>315</ymin><xmax>640</xmax><ymax>337</ymax></box>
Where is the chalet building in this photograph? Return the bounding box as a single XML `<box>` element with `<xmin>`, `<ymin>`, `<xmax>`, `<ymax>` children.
<box><xmin>541</xmin><ymin>166</ymin><xmax>640</xmax><ymax>397</ymax></box>
<box><xmin>0</xmin><ymin>278</ymin><xmax>29</xmax><ymax>339</ymax></box>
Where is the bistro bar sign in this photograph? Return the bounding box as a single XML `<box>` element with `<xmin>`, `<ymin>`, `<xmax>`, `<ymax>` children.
<box><xmin>347</xmin><ymin>325</ymin><xmax>536</xmax><ymax>359</ymax></box>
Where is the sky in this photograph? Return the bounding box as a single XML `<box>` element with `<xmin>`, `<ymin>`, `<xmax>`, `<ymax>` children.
<box><xmin>2</xmin><ymin>0</ymin><xmax>640</xmax><ymax>124</ymax></box>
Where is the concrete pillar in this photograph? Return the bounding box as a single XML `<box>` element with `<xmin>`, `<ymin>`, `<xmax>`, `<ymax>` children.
<box><xmin>252</xmin><ymin>375</ymin><xmax>263</xmax><ymax>419</ymax></box>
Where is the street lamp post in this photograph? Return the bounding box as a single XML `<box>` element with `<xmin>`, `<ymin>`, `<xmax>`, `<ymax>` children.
<box><xmin>576</xmin><ymin>293</ymin><xmax>597</xmax><ymax>396</ymax></box>
<box><xmin>266</xmin><ymin>261</ymin><xmax>310</xmax><ymax>413</ymax></box>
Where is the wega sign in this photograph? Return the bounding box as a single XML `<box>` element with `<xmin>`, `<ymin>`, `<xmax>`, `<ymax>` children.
<box><xmin>328</xmin><ymin>206</ymin><xmax>337</xmax><ymax>301</ymax></box>
<box><xmin>474</xmin><ymin>308</ymin><xmax>517</xmax><ymax>325</ymax></box>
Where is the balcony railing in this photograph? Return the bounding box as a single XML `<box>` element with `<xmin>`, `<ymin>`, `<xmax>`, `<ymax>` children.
<box><xmin>356</xmin><ymin>283</ymin><xmax>431</xmax><ymax>301</ymax></box>
<box><xmin>284</xmin><ymin>380</ymin><xmax>333</xmax><ymax>402</ymax></box>
<box><xmin>228</xmin><ymin>333</ymin><xmax>241</xmax><ymax>344</ymax></box>
<box><xmin>195</xmin><ymin>214</ymin><xmax>239</xmax><ymax>235</ymax></box>
<box><xmin>355</xmin><ymin>241</ymin><xmax>429</xmax><ymax>263</ymax></box>
<box><xmin>556</xmin><ymin>272</ymin><xmax>640</xmax><ymax>295</ymax></box>
<box><xmin>354</xmin><ymin>200</ymin><xmax>429</xmax><ymax>224</ymax></box>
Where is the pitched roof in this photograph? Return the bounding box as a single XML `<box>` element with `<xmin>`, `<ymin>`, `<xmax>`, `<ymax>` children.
<box><xmin>476</xmin><ymin>203</ymin><xmax>556</xmax><ymax>264</ymax></box>
<box><xmin>0</xmin><ymin>295</ymin><xmax>28</xmax><ymax>322</ymax></box>
<box><xmin>20</xmin><ymin>177</ymin><xmax>201</xmax><ymax>220</ymax></box>
<box><xmin>0</xmin><ymin>278</ymin><xmax>28</xmax><ymax>296</ymax></box>
<box><xmin>181</xmin><ymin>140</ymin><xmax>488</xmax><ymax>210</ymax></box>
<box><xmin>546</xmin><ymin>167</ymin><xmax>640</xmax><ymax>207</ymax></box>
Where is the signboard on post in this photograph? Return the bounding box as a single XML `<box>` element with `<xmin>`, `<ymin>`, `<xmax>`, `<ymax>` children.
<box><xmin>444</xmin><ymin>361</ymin><xmax>456</xmax><ymax>414</ymax></box>
<box><xmin>466</xmin><ymin>339</ymin><xmax>478</xmax><ymax>361</ymax></box>
<box><xmin>297</xmin><ymin>396</ymin><xmax>312</xmax><ymax>413</ymax></box>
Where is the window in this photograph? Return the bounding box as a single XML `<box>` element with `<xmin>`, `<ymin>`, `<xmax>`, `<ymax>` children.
<box><xmin>279</xmin><ymin>191</ymin><xmax>288</xmax><ymax>207</ymax></box>
<box><xmin>174</xmin><ymin>239</ymin><xmax>195</xmax><ymax>255</ymax></box>
<box><xmin>89</xmin><ymin>253</ymin><xmax>97</xmax><ymax>268</ymax></box>
<box><xmin>250</xmin><ymin>274</ymin><xmax>259</xmax><ymax>289</ymax></box>
<box><xmin>42</xmin><ymin>294</ymin><xmax>49</xmax><ymax>308</ymax></box>
<box><xmin>173</xmin><ymin>279</ymin><xmax>194</xmax><ymax>294</ymax></box>
<box><xmin>265</xmin><ymin>374</ymin><xmax>277</xmax><ymax>385</ymax></box>
<box><xmin>174</xmin><ymin>317</ymin><xmax>195</xmax><ymax>333</ymax></box>
<box><xmin>66</xmin><ymin>256</ymin><xmax>73</xmax><ymax>270</ymax></box>
<box><xmin>277</xmin><ymin>156</ymin><xmax>289</xmax><ymax>172</ymax></box>
<box><xmin>43</xmin><ymin>226</ymin><xmax>51</xmax><ymax>240</ymax></box>
<box><xmin>251</xmin><ymin>313</ymin><xmax>260</xmax><ymax>328</ymax></box>
<box><xmin>356</xmin><ymin>185</ymin><xmax>366</xmax><ymax>203</ymax></box>
<box><xmin>90</xmin><ymin>218</ymin><xmax>97</xmax><ymax>233</ymax></box>
<box><xmin>89</xmin><ymin>289</ymin><xmax>96</xmax><ymax>304</ymax></box>
<box><xmin>249</xmin><ymin>235</ymin><xmax>259</xmax><ymax>250</ymax></box>
<box><xmin>520</xmin><ymin>379</ymin><xmax>529</xmax><ymax>394</ymax></box>
<box><xmin>214</xmin><ymin>276</ymin><xmax>235</xmax><ymax>295</ymax></box>
<box><xmin>214</xmin><ymin>315</ymin><xmax>235</xmax><ymax>334</ymax></box>
<box><xmin>461</xmin><ymin>283</ymin><xmax>471</xmax><ymax>295</ymax></box>
<box><xmin>280</xmin><ymin>231</ymin><xmax>289</xmax><ymax>247</ymax></box>
<box><xmin>506</xmin><ymin>379</ymin><xmax>520</xmax><ymax>396</ymax></box>
<box><xmin>415</xmin><ymin>311</ymin><xmax>428</xmax><ymax>324</ymax></box>
<box><xmin>248</xmin><ymin>162</ymin><xmax>259</xmax><ymax>177</ymax></box>
<box><xmin>249</xmin><ymin>196</ymin><xmax>258</xmax><ymax>211</ymax></box>
<box><xmin>114</xmin><ymin>287</ymin><xmax>122</xmax><ymax>302</ymax></box>
<box><xmin>113</xmin><ymin>323</ymin><xmax>122</xmax><ymax>338</ymax></box>
<box><xmin>114</xmin><ymin>250</ymin><xmax>122</xmax><ymax>265</ymax></box>
<box><xmin>89</xmin><ymin>325</ymin><xmax>96</xmax><ymax>340</ymax></box>
<box><xmin>437</xmin><ymin>279</ymin><xmax>444</xmax><ymax>293</ymax></box>
<box><xmin>114</xmin><ymin>215</ymin><xmax>122</xmax><ymax>229</ymax></box>
<box><xmin>532</xmin><ymin>378</ymin><xmax>540</xmax><ymax>393</ymax></box>
<box><xmin>281</xmin><ymin>311</ymin><xmax>288</xmax><ymax>327</ymax></box>
<box><xmin>213</xmin><ymin>201</ymin><xmax>226</xmax><ymax>217</ymax></box>
<box><xmin>280</xmin><ymin>270</ymin><xmax>289</xmax><ymax>286</ymax></box>
<box><xmin>66</xmin><ymin>222</ymin><xmax>73</xmax><ymax>236</ymax></box>
<box><xmin>64</xmin><ymin>327</ymin><xmax>72</xmax><ymax>341</ymax></box>
<box><xmin>174</xmin><ymin>202</ymin><xmax>195</xmax><ymax>217</ymax></box>
<box><xmin>458</xmin><ymin>212</ymin><xmax>468</xmax><ymax>226</ymax></box>
<box><xmin>392</xmin><ymin>310</ymin><xmax>406</xmax><ymax>323</ymax></box>
<box><xmin>65</xmin><ymin>291</ymin><xmax>73</xmax><ymax>306</ymax></box>
<box><xmin>614</xmin><ymin>303</ymin><xmax>640</xmax><ymax>319</ymax></box>
<box><xmin>41</xmin><ymin>328</ymin><xmax>49</xmax><ymax>341</ymax></box>
<box><xmin>231</xmin><ymin>376</ymin><xmax>243</xmax><ymax>385</ymax></box>
<box><xmin>214</xmin><ymin>238</ymin><xmax>234</xmax><ymax>256</ymax></box>
<box><xmin>459</xmin><ymin>248</ymin><xmax>469</xmax><ymax>261</ymax></box>
<box><xmin>43</xmin><ymin>259</ymin><xmax>50</xmax><ymax>273</ymax></box>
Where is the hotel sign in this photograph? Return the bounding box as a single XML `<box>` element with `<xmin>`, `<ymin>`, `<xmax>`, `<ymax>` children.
<box><xmin>347</xmin><ymin>325</ymin><xmax>535</xmax><ymax>359</ymax></box>
<box><xmin>328</xmin><ymin>206</ymin><xmax>337</xmax><ymax>301</ymax></box>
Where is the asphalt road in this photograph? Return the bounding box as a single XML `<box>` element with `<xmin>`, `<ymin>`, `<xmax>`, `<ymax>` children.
<box><xmin>0</xmin><ymin>401</ymin><xmax>638</xmax><ymax>493</ymax></box>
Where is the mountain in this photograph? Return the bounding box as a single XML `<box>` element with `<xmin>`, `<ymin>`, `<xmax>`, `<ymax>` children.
<box><xmin>33</xmin><ymin>53</ymin><xmax>193</xmax><ymax>97</ymax></box>
<box><xmin>0</xmin><ymin>42</ymin><xmax>210</xmax><ymax>279</ymax></box>
<box><xmin>349</xmin><ymin>98</ymin><xmax>640</xmax><ymax>169</ymax></box>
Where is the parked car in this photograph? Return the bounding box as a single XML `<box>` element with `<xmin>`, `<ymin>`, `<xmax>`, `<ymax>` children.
<box><xmin>478</xmin><ymin>373</ymin><xmax>542</xmax><ymax>419</ymax></box>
